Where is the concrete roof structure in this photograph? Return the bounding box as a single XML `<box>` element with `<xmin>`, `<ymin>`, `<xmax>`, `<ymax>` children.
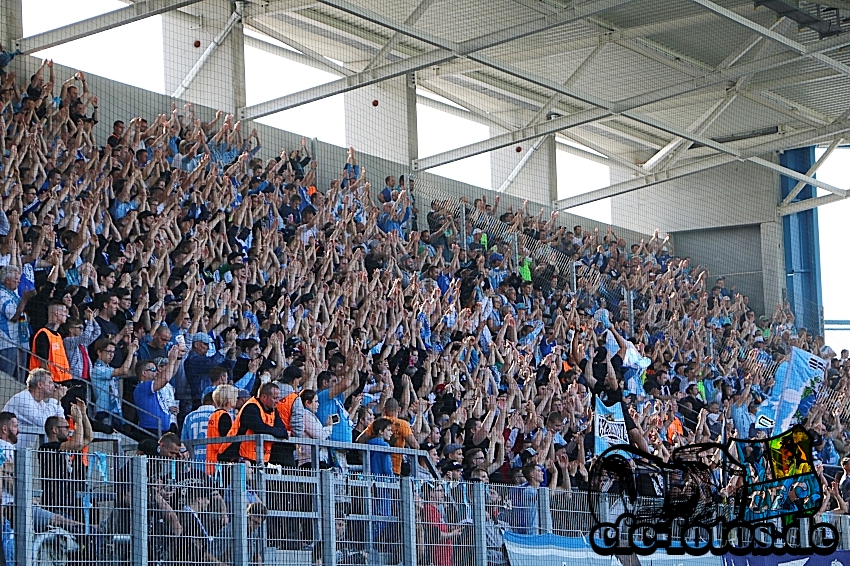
<box><xmin>9</xmin><ymin>0</ymin><xmax>850</xmax><ymax>215</ymax></box>
<box><xmin>229</xmin><ymin>0</ymin><xmax>850</xmax><ymax>213</ymax></box>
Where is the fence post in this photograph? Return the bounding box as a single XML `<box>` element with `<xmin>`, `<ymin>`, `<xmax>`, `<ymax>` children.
<box><xmin>471</xmin><ymin>481</ymin><xmax>488</xmax><ymax>566</ymax></box>
<box><xmin>569</xmin><ymin>258</ymin><xmax>577</xmax><ymax>293</ymax></box>
<box><xmin>14</xmin><ymin>448</ymin><xmax>34</xmax><ymax>566</ymax></box>
<box><xmin>626</xmin><ymin>286</ymin><xmax>635</xmax><ymax>335</ymax></box>
<box><xmin>538</xmin><ymin>487</ymin><xmax>553</xmax><ymax>534</ymax></box>
<box><xmin>799</xmin><ymin>516</ymin><xmax>810</xmax><ymax>549</ymax></box>
<box><xmin>231</xmin><ymin>463</ymin><xmax>249</xmax><ymax>566</ymax></box>
<box><xmin>459</xmin><ymin>203</ymin><xmax>468</xmax><ymax>251</ymax></box>
<box><xmin>399</xmin><ymin>477</ymin><xmax>418</xmax><ymax>566</ymax></box>
<box><xmin>130</xmin><ymin>455</ymin><xmax>149</xmax><ymax>566</ymax></box>
<box><xmin>320</xmin><ymin>469</ymin><xmax>338</xmax><ymax>566</ymax></box>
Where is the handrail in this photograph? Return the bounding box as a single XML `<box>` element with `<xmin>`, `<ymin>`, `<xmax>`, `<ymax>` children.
<box><xmin>0</xmin><ymin>347</ymin><xmax>162</xmax><ymax>440</ymax></box>
<box><xmin>185</xmin><ymin>433</ymin><xmax>442</xmax><ymax>478</ymax></box>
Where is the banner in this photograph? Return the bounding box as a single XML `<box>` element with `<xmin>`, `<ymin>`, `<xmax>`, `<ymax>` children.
<box><xmin>503</xmin><ymin>533</ymin><xmax>850</xmax><ymax>566</ymax></box>
<box><xmin>504</xmin><ymin>532</ymin><xmax>721</xmax><ymax>566</ymax></box>
<box><xmin>594</xmin><ymin>397</ymin><xmax>628</xmax><ymax>455</ymax></box>
<box><xmin>755</xmin><ymin>347</ymin><xmax>827</xmax><ymax>435</ymax></box>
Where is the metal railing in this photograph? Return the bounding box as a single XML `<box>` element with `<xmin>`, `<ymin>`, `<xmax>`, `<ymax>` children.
<box><xmin>184</xmin><ymin>433</ymin><xmax>441</xmax><ymax>478</ymax></box>
<box><xmin>10</xmin><ymin>447</ymin><xmax>850</xmax><ymax>566</ymax></box>
<box><xmin>0</xmin><ymin>346</ymin><xmax>164</xmax><ymax>443</ymax></box>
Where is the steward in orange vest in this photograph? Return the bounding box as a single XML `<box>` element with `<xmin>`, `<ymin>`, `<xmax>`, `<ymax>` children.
<box><xmin>206</xmin><ymin>408</ymin><xmax>232</xmax><ymax>474</ymax></box>
<box><xmin>31</xmin><ymin>325</ymin><xmax>72</xmax><ymax>384</ymax></box>
<box><xmin>219</xmin><ymin>382</ymin><xmax>288</xmax><ymax>463</ymax></box>
<box><xmin>31</xmin><ymin>302</ymin><xmax>73</xmax><ymax>383</ymax></box>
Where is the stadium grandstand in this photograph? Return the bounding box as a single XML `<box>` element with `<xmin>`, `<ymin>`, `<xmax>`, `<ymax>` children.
<box><xmin>1</xmin><ymin>0</ymin><xmax>850</xmax><ymax>565</ymax></box>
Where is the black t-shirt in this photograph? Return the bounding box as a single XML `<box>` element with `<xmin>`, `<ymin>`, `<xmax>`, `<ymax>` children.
<box><xmin>38</xmin><ymin>441</ymin><xmax>87</xmax><ymax>522</ymax></box>
<box><xmin>579</xmin><ymin>353</ymin><xmax>625</xmax><ymax>405</ymax></box>
<box><xmin>463</xmin><ymin>433</ymin><xmax>490</xmax><ymax>458</ymax></box>
<box><xmin>579</xmin><ymin>352</ymin><xmax>636</xmax><ymax>431</ymax></box>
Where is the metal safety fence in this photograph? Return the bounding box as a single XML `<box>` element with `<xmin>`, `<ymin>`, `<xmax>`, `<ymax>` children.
<box><xmin>10</xmin><ymin>447</ymin><xmax>850</xmax><ymax>566</ymax></box>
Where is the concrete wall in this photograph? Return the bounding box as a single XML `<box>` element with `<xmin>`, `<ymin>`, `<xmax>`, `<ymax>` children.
<box><xmin>345</xmin><ymin>75</ymin><xmax>418</xmax><ymax>165</ymax></box>
<box><xmin>671</xmin><ymin>225</ymin><xmax>765</xmax><ymax>316</ymax></box>
<box><xmin>611</xmin><ymin>158</ymin><xmax>786</xmax><ymax>318</ymax></box>
<box><xmin>490</xmin><ymin>130</ymin><xmax>557</xmax><ymax>205</ymax></box>
<box><xmin>162</xmin><ymin>0</ymin><xmax>246</xmax><ymax>112</ymax></box>
<box><xmin>0</xmin><ymin>0</ymin><xmax>23</xmax><ymax>51</ymax></box>
<box><xmin>611</xmin><ymin>160</ymin><xmax>778</xmax><ymax>233</ymax></box>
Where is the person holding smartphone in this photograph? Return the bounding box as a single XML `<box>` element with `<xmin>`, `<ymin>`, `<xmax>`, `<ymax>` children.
<box><xmin>297</xmin><ymin>389</ymin><xmax>334</xmax><ymax>468</ymax></box>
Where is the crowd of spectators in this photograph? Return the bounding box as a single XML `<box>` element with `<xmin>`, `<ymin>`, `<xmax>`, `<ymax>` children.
<box><xmin>1</xmin><ymin>60</ymin><xmax>849</xmax><ymax>565</ymax></box>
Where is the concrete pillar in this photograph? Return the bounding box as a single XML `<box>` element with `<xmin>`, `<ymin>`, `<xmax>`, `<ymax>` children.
<box><xmin>0</xmin><ymin>0</ymin><xmax>23</xmax><ymax>53</ymax></box>
<box><xmin>491</xmin><ymin>130</ymin><xmax>557</xmax><ymax>203</ymax></box>
<box><xmin>760</xmin><ymin>220</ymin><xmax>786</xmax><ymax>315</ymax></box>
<box><xmin>162</xmin><ymin>0</ymin><xmax>246</xmax><ymax>112</ymax></box>
<box><xmin>345</xmin><ymin>73</ymin><xmax>418</xmax><ymax>166</ymax></box>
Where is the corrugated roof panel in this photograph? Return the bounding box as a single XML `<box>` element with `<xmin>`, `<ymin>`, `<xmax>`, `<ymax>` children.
<box><xmin>251</xmin><ymin>0</ymin><xmax>849</xmax><ymax>163</ymax></box>
<box><xmin>774</xmin><ymin>74</ymin><xmax>850</xmax><ymax>119</ymax></box>
<box><xmin>701</xmin><ymin>94</ymin><xmax>812</xmax><ymax>137</ymax></box>
<box><xmin>576</xmin><ymin>42</ymin><xmax>697</xmax><ymax>102</ymax></box>
<box><xmin>413</xmin><ymin>0</ymin><xmax>544</xmax><ymax>42</ymax></box>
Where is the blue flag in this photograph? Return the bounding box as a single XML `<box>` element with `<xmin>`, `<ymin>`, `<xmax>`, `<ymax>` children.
<box><xmin>755</xmin><ymin>347</ymin><xmax>827</xmax><ymax>435</ymax></box>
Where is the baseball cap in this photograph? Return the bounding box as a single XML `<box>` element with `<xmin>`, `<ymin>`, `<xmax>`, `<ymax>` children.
<box><xmin>237</xmin><ymin>389</ymin><xmax>251</xmax><ymax>400</ymax></box>
<box><xmin>443</xmin><ymin>443</ymin><xmax>463</xmax><ymax>457</ymax></box>
<box><xmin>191</xmin><ymin>333</ymin><xmax>213</xmax><ymax>345</ymax></box>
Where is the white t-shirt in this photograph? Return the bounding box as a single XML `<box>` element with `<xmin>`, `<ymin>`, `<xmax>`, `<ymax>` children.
<box><xmin>2</xmin><ymin>390</ymin><xmax>64</xmax><ymax>448</ymax></box>
<box><xmin>0</xmin><ymin>438</ymin><xmax>15</xmax><ymax>505</ymax></box>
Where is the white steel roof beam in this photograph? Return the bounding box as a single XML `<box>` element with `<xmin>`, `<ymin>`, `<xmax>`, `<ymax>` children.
<box><xmin>242</xmin><ymin>0</ymin><xmax>317</xmax><ymax>18</ymax></box>
<box><xmin>413</xmin><ymin>107</ymin><xmax>613</xmax><ymax>169</ymax></box>
<box><xmin>642</xmin><ymin>92</ymin><xmax>736</xmax><ymax>171</ymax></box>
<box><xmin>239</xmin><ymin>0</ymin><xmax>638</xmax><ymax>119</ymax></box>
<box><xmin>362</xmin><ymin>0</ymin><xmax>437</xmax><ymax>71</ymax></box>
<box><xmin>557</xmin><ymin>131</ymin><xmax>646</xmax><ymax>174</ymax></box>
<box><xmin>780</xmin><ymin>137</ymin><xmax>844</xmax><ymax>205</ymax></box>
<box><xmin>496</xmin><ymin>136</ymin><xmax>549</xmax><ymax>194</ymax></box>
<box><xmin>779</xmin><ymin>194</ymin><xmax>846</xmax><ymax>216</ymax></box>
<box><xmin>526</xmin><ymin>42</ymin><xmax>607</xmax><ymax>127</ymax></box>
<box><xmin>415</xmin><ymin>33</ymin><xmax>850</xmax><ymax>170</ymax></box>
<box><xmin>553</xmin><ymin>119</ymin><xmax>850</xmax><ymax>209</ymax></box>
<box><xmin>315</xmin><ymin>0</ymin><xmax>640</xmax><ymax>53</ymax></box>
<box><xmin>173</xmin><ymin>2</ymin><xmax>242</xmax><ymax>100</ymax></box>
<box><xmin>244</xmin><ymin>34</ymin><xmax>345</xmax><ymax>74</ymax></box>
<box><xmin>749</xmin><ymin>156</ymin><xmax>846</xmax><ymax>197</ymax></box>
<box><xmin>246</xmin><ymin>18</ymin><xmax>352</xmax><ymax>76</ymax></box>
<box><xmin>647</xmin><ymin>19</ymin><xmax>790</xmax><ymax>172</ymax></box>
<box><xmin>15</xmin><ymin>0</ymin><xmax>204</xmax><ymax>54</ymax></box>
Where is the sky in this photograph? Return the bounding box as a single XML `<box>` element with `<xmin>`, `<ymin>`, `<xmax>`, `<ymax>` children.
<box><xmin>20</xmin><ymin>0</ymin><xmax>850</xmax><ymax>349</ymax></box>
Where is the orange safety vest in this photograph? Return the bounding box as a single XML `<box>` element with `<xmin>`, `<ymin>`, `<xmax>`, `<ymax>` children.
<box><xmin>206</xmin><ymin>409</ymin><xmax>231</xmax><ymax>474</ymax></box>
<box><xmin>30</xmin><ymin>327</ymin><xmax>72</xmax><ymax>383</ymax></box>
<box><xmin>225</xmin><ymin>397</ymin><xmax>276</xmax><ymax>463</ymax></box>
<box><xmin>276</xmin><ymin>392</ymin><xmax>299</xmax><ymax>434</ymax></box>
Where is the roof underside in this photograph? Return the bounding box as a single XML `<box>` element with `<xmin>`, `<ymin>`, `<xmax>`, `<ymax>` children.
<box><xmin>242</xmin><ymin>0</ymin><xmax>850</xmax><ymax>171</ymax></box>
